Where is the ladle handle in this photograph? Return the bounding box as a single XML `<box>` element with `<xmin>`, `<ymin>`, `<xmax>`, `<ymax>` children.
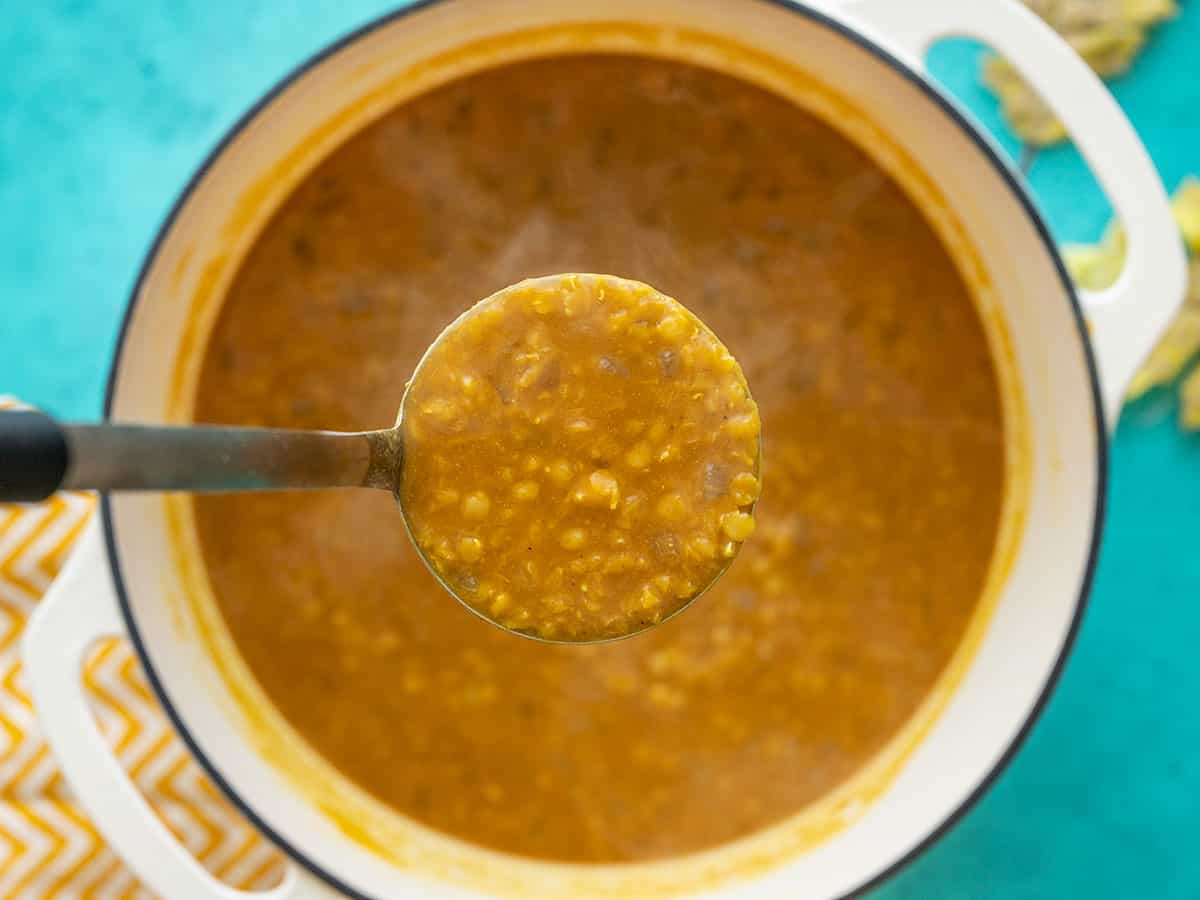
<box><xmin>0</xmin><ymin>409</ymin><xmax>400</xmax><ymax>501</ymax></box>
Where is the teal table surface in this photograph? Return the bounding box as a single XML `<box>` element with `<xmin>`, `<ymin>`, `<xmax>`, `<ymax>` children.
<box><xmin>2</xmin><ymin>2</ymin><xmax>1197</xmax><ymax>897</ymax></box>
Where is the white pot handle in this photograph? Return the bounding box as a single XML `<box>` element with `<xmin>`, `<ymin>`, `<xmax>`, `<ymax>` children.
<box><xmin>22</xmin><ymin>517</ymin><xmax>332</xmax><ymax>900</ymax></box>
<box><xmin>841</xmin><ymin>0</ymin><xmax>1188</xmax><ymax>426</ymax></box>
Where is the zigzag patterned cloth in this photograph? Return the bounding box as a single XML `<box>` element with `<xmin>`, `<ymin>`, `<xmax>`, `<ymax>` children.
<box><xmin>0</xmin><ymin>400</ymin><xmax>285</xmax><ymax>898</ymax></box>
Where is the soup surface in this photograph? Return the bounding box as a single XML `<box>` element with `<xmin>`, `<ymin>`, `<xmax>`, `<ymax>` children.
<box><xmin>193</xmin><ymin>55</ymin><xmax>1005</xmax><ymax>863</ymax></box>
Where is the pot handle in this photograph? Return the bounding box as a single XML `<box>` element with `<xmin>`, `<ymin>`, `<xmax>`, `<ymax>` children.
<box><xmin>22</xmin><ymin>517</ymin><xmax>330</xmax><ymax>900</ymax></box>
<box><xmin>841</xmin><ymin>0</ymin><xmax>1188</xmax><ymax>426</ymax></box>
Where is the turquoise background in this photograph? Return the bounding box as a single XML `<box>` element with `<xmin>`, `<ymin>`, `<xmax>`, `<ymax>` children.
<box><xmin>1</xmin><ymin>2</ymin><xmax>1196</xmax><ymax>897</ymax></box>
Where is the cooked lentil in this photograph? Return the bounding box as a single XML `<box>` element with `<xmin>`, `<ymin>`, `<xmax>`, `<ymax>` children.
<box><xmin>400</xmin><ymin>274</ymin><xmax>761</xmax><ymax>642</ymax></box>
<box><xmin>193</xmin><ymin>55</ymin><xmax>1005</xmax><ymax>863</ymax></box>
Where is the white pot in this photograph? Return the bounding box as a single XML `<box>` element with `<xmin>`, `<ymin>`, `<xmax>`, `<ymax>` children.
<box><xmin>22</xmin><ymin>1</ymin><xmax>1186</xmax><ymax>898</ymax></box>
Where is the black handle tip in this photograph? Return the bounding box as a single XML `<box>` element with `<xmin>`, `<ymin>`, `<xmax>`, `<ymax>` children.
<box><xmin>0</xmin><ymin>410</ymin><xmax>69</xmax><ymax>502</ymax></box>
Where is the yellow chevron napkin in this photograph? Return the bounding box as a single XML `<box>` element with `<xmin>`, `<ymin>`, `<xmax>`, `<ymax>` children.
<box><xmin>0</xmin><ymin>399</ymin><xmax>284</xmax><ymax>899</ymax></box>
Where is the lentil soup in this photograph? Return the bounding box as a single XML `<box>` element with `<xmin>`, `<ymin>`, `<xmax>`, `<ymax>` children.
<box><xmin>401</xmin><ymin>274</ymin><xmax>761</xmax><ymax>643</ymax></box>
<box><xmin>193</xmin><ymin>55</ymin><xmax>1005</xmax><ymax>863</ymax></box>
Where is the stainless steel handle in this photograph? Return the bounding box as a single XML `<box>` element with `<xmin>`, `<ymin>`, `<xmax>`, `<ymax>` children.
<box><xmin>60</xmin><ymin>423</ymin><xmax>401</xmax><ymax>493</ymax></box>
<box><xmin>0</xmin><ymin>409</ymin><xmax>401</xmax><ymax>499</ymax></box>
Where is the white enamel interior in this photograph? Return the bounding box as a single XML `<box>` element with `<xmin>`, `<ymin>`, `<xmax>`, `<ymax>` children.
<box><xmin>102</xmin><ymin>1</ymin><xmax>1102</xmax><ymax>897</ymax></box>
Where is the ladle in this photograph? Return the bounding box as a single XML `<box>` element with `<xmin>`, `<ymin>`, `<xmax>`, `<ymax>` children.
<box><xmin>0</xmin><ymin>274</ymin><xmax>761</xmax><ymax>643</ymax></box>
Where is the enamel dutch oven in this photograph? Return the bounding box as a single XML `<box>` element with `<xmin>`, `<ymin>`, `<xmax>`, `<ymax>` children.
<box><xmin>22</xmin><ymin>0</ymin><xmax>1186</xmax><ymax>898</ymax></box>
